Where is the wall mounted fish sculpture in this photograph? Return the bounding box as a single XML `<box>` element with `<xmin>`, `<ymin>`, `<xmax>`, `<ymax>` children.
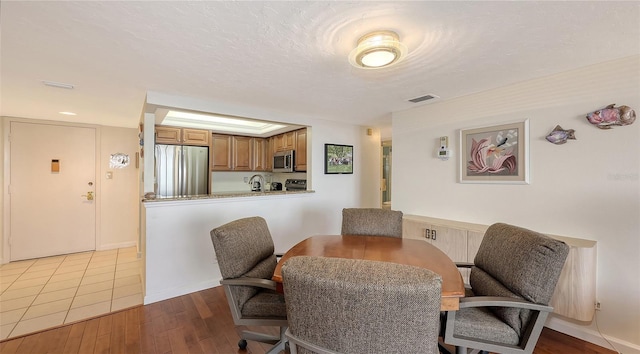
<box><xmin>546</xmin><ymin>125</ymin><xmax>576</xmax><ymax>145</ymax></box>
<box><xmin>586</xmin><ymin>104</ymin><xmax>636</xmax><ymax>129</ymax></box>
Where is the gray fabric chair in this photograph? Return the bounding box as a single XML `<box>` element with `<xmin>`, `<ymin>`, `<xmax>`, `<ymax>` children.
<box><xmin>441</xmin><ymin>223</ymin><xmax>570</xmax><ymax>354</ymax></box>
<box><xmin>282</xmin><ymin>256</ymin><xmax>442</xmax><ymax>354</ymax></box>
<box><xmin>210</xmin><ymin>216</ymin><xmax>287</xmax><ymax>353</ymax></box>
<box><xmin>341</xmin><ymin>208</ymin><xmax>403</xmax><ymax>237</ymax></box>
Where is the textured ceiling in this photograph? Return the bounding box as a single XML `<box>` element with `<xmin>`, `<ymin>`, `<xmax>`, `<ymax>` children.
<box><xmin>1</xmin><ymin>1</ymin><xmax>639</xmax><ymax>129</ymax></box>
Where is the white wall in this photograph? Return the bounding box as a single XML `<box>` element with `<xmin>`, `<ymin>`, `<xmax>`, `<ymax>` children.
<box><xmin>142</xmin><ymin>117</ymin><xmax>381</xmax><ymax>303</ymax></box>
<box><xmin>98</xmin><ymin>126</ymin><xmax>140</xmax><ymax>249</ymax></box>
<box><xmin>393</xmin><ymin>56</ymin><xmax>640</xmax><ymax>352</ymax></box>
<box><xmin>0</xmin><ymin>119</ymin><xmax>4</xmax><ymax>262</ymax></box>
<box><xmin>0</xmin><ymin>118</ymin><xmax>139</xmax><ymax>262</ymax></box>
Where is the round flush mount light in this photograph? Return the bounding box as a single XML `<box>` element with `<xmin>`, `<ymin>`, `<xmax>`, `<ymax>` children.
<box><xmin>348</xmin><ymin>30</ymin><xmax>407</xmax><ymax>69</ymax></box>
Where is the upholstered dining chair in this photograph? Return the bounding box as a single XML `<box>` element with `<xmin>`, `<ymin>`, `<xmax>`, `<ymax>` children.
<box><xmin>209</xmin><ymin>216</ymin><xmax>288</xmax><ymax>353</ymax></box>
<box><xmin>282</xmin><ymin>256</ymin><xmax>442</xmax><ymax>354</ymax></box>
<box><xmin>441</xmin><ymin>223</ymin><xmax>570</xmax><ymax>354</ymax></box>
<box><xmin>341</xmin><ymin>208</ymin><xmax>403</xmax><ymax>237</ymax></box>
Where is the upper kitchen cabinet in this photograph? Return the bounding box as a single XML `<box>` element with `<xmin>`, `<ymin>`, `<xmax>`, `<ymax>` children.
<box><xmin>233</xmin><ymin>136</ymin><xmax>252</xmax><ymax>171</ymax></box>
<box><xmin>253</xmin><ymin>138</ymin><xmax>269</xmax><ymax>171</ymax></box>
<box><xmin>272</xmin><ymin>131</ymin><xmax>296</xmax><ymax>152</ymax></box>
<box><xmin>211</xmin><ymin>134</ymin><xmax>255</xmax><ymax>171</ymax></box>
<box><xmin>211</xmin><ymin>134</ymin><xmax>232</xmax><ymax>170</ymax></box>
<box><xmin>155</xmin><ymin>126</ymin><xmax>210</xmax><ymax>146</ymax></box>
<box><xmin>294</xmin><ymin>129</ymin><xmax>307</xmax><ymax>172</ymax></box>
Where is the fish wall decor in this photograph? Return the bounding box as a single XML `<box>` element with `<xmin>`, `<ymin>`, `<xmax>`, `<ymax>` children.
<box><xmin>586</xmin><ymin>104</ymin><xmax>636</xmax><ymax>129</ymax></box>
<box><xmin>546</xmin><ymin>125</ymin><xmax>576</xmax><ymax>145</ymax></box>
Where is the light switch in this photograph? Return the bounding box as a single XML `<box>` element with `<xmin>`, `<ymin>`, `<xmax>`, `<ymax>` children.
<box><xmin>106</xmin><ymin>171</ymin><xmax>113</xmax><ymax>179</ymax></box>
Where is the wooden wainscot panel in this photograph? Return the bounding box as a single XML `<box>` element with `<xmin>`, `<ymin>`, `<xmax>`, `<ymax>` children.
<box><xmin>402</xmin><ymin>215</ymin><xmax>597</xmax><ymax>322</ymax></box>
<box><xmin>549</xmin><ymin>243</ymin><xmax>597</xmax><ymax>321</ymax></box>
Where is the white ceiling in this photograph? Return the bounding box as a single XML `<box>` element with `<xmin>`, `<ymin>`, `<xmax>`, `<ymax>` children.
<box><xmin>1</xmin><ymin>1</ymin><xmax>639</xmax><ymax>129</ymax></box>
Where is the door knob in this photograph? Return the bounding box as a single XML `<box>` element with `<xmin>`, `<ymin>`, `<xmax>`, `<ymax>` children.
<box><xmin>82</xmin><ymin>191</ymin><xmax>94</xmax><ymax>201</ymax></box>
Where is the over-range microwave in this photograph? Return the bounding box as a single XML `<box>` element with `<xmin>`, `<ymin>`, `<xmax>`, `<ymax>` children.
<box><xmin>273</xmin><ymin>150</ymin><xmax>294</xmax><ymax>173</ymax></box>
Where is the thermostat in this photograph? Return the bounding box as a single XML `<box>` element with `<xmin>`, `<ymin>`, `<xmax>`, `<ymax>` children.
<box><xmin>437</xmin><ymin>136</ymin><xmax>451</xmax><ymax>161</ymax></box>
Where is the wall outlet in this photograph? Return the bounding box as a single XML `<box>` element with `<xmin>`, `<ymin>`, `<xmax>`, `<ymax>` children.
<box><xmin>595</xmin><ymin>301</ymin><xmax>601</xmax><ymax>310</ymax></box>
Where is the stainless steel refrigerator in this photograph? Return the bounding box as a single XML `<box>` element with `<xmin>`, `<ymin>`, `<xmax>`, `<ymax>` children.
<box><xmin>155</xmin><ymin>144</ymin><xmax>209</xmax><ymax>197</ymax></box>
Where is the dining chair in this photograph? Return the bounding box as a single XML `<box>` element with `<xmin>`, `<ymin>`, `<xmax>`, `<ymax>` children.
<box><xmin>282</xmin><ymin>256</ymin><xmax>442</xmax><ymax>354</ymax></box>
<box><xmin>441</xmin><ymin>223</ymin><xmax>570</xmax><ymax>354</ymax></box>
<box><xmin>209</xmin><ymin>216</ymin><xmax>288</xmax><ymax>353</ymax></box>
<box><xmin>341</xmin><ymin>207</ymin><xmax>403</xmax><ymax>237</ymax></box>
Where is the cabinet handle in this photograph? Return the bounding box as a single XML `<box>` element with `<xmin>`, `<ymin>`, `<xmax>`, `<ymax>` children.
<box><xmin>425</xmin><ymin>229</ymin><xmax>430</xmax><ymax>239</ymax></box>
<box><xmin>431</xmin><ymin>229</ymin><xmax>437</xmax><ymax>240</ymax></box>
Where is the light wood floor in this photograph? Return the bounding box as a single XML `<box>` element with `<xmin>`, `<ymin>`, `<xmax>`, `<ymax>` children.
<box><xmin>0</xmin><ymin>285</ymin><xmax>618</xmax><ymax>354</ymax></box>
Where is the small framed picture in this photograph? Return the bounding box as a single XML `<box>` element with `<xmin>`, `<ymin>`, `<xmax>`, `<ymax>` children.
<box><xmin>324</xmin><ymin>144</ymin><xmax>353</xmax><ymax>174</ymax></box>
<box><xmin>459</xmin><ymin>119</ymin><xmax>529</xmax><ymax>184</ymax></box>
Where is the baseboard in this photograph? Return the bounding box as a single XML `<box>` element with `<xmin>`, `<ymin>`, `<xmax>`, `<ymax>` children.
<box><xmin>143</xmin><ymin>278</ymin><xmax>220</xmax><ymax>305</ymax></box>
<box><xmin>97</xmin><ymin>241</ymin><xmax>137</xmax><ymax>251</ymax></box>
<box><xmin>546</xmin><ymin>316</ymin><xmax>640</xmax><ymax>354</ymax></box>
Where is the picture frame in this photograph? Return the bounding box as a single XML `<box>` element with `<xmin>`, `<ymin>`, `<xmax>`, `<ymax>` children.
<box><xmin>324</xmin><ymin>143</ymin><xmax>353</xmax><ymax>174</ymax></box>
<box><xmin>459</xmin><ymin>119</ymin><xmax>529</xmax><ymax>184</ymax></box>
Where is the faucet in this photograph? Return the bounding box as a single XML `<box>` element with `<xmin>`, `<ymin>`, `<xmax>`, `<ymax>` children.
<box><xmin>248</xmin><ymin>174</ymin><xmax>264</xmax><ymax>192</ymax></box>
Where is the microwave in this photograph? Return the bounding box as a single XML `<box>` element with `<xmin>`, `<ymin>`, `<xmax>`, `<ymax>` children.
<box><xmin>273</xmin><ymin>150</ymin><xmax>294</xmax><ymax>173</ymax></box>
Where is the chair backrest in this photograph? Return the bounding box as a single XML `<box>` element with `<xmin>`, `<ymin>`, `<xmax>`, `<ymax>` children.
<box><xmin>210</xmin><ymin>216</ymin><xmax>278</xmax><ymax>309</ymax></box>
<box><xmin>282</xmin><ymin>256</ymin><xmax>442</xmax><ymax>354</ymax></box>
<box><xmin>470</xmin><ymin>223</ymin><xmax>569</xmax><ymax>336</ymax></box>
<box><xmin>341</xmin><ymin>208</ymin><xmax>403</xmax><ymax>237</ymax></box>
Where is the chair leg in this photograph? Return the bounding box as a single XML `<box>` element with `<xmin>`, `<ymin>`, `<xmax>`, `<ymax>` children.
<box><xmin>242</xmin><ymin>330</ymin><xmax>280</xmax><ymax>345</ymax></box>
<box><xmin>455</xmin><ymin>346</ymin><xmax>468</xmax><ymax>354</ymax></box>
<box><xmin>265</xmin><ymin>327</ymin><xmax>287</xmax><ymax>354</ymax></box>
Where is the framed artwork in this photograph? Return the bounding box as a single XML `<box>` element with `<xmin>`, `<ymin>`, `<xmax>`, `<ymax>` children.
<box><xmin>459</xmin><ymin>119</ymin><xmax>529</xmax><ymax>184</ymax></box>
<box><xmin>325</xmin><ymin>144</ymin><xmax>353</xmax><ymax>174</ymax></box>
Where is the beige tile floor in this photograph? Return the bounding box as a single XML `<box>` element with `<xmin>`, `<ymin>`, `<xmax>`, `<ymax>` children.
<box><xmin>0</xmin><ymin>247</ymin><xmax>142</xmax><ymax>340</ymax></box>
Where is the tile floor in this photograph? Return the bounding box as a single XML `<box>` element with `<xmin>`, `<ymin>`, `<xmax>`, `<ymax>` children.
<box><xmin>0</xmin><ymin>247</ymin><xmax>143</xmax><ymax>340</ymax></box>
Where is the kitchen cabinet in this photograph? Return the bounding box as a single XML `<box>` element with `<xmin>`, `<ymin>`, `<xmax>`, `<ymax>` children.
<box><xmin>294</xmin><ymin>129</ymin><xmax>307</xmax><ymax>171</ymax></box>
<box><xmin>272</xmin><ymin>131</ymin><xmax>296</xmax><ymax>152</ymax></box>
<box><xmin>253</xmin><ymin>138</ymin><xmax>269</xmax><ymax>171</ymax></box>
<box><xmin>232</xmin><ymin>136</ymin><xmax>252</xmax><ymax>171</ymax></box>
<box><xmin>402</xmin><ymin>215</ymin><xmax>597</xmax><ymax>322</ymax></box>
<box><xmin>266</xmin><ymin>138</ymin><xmax>273</xmax><ymax>171</ymax></box>
<box><xmin>211</xmin><ymin>134</ymin><xmax>232</xmax><ymax>170</ymax></box>
<box><xmin>155</xmin><ymin>126</ymin><xmax>209</xmax><ymax>146</ymax></box>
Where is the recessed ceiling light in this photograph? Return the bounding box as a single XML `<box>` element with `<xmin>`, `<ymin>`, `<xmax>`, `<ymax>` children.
<box><xmin>59</xmin><ymin>111</ymin><xmax>77</xmax><ymax>115</ymax></box>
<box><xmin>43</xmin><ymin>81</ymin><xmax>75</xmax><ymax>89</ymax></box>
<box><xmin>162</xmin><ymin>111</ymin><xmax>286</xmax><ymax>135</ymax></box>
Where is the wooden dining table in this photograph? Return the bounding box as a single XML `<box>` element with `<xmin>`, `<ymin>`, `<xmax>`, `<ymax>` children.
<box><xmin>272</xmin><ymin>235</ymin><xmax>465</xmax><ymax>311</ymax></box>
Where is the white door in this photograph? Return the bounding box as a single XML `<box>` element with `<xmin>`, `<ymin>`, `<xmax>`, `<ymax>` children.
<box><xmin>9</xmin><ymin>122</ymin><xmax>96</xmax><ymax>261</ymax></box>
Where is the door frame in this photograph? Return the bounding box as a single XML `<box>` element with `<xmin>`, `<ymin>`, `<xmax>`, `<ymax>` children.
<box><xmin>2</xmin><ymin>117</ymin><xmax>102</xmax><ymax>264</ymax></box>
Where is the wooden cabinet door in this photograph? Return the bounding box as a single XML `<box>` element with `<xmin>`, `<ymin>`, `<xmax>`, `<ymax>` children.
<box><xmin>233</xmin><ymin>136</ymin><xmax>252</xmax><ymax>171</ymax></box>
<box><xmin>428</xmin><ymin>226</ymin><xmax>468</xmax><ymax>263</ymax></box>
<box><xmin>155</xmin><ymin>126</ymin><xmax>182</xmax><ymax>144</ymax></box>
<box><xmin>294</xmin><ymin>129</ymin><xmax>307</xmax><ymax>171</ymax></box>
<box><xmin>402</xmin><ymin>219</ymin><xmax>430</xmax><ymax>242</ymax></box>
<box><xmin>253</xmin><ymin>138</ymin><xmax>268</xmax><ymax>171</ymax></box>
<box><xmin>211</xmin><ymin>134</ymin><xmax>232</xmax><ymax>171</ymax></box>
<box><xmin>266</xmin><ymin>138</ymin><xmax>273</xmax><ymax>171</ymax></box>
<box><xmin>284</xmin><ymin>131</ymin><xmax>296</xmax><ymax>150</ymax></box>
<box><xmin>182</xmin><ymin>128</ymin><xmax>210</xmax><ymax>146</ymax></box>
<box><xmin>273</xmin><ymin>134</ymin><xmax>285</xmax><ymax>152</ymax></box>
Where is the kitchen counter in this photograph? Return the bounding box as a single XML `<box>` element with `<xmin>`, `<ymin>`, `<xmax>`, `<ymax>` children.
<box><xmin>143</xmin><ymin>189</ymin><xmax>314</xmax><ymax>202</ymax></box>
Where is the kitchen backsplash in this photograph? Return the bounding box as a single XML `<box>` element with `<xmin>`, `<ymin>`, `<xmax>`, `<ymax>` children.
<box><xmin>210</xmin><ymin>171</ymin><xmax>307</xmax><ymax>192</ymax></box>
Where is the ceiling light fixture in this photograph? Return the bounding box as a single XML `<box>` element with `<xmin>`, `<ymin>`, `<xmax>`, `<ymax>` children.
<box><xmin>162</xmin><ymin>110</ymin><xmax>286</xmax><ymax>135</ymax></box>
<box><xmin>58</xmin><ymin>111</ymin><xmax>77</xmax><ymax>115</ymax></box>
<box><xmin>43</xmin><ymin>80</ymin><xmax>74</xmax><ymax>89</ymax></box>
<box><xmin>348</xmin><ymin>30</ymin><xmax>407</xmax><ymax>69</ymax></box>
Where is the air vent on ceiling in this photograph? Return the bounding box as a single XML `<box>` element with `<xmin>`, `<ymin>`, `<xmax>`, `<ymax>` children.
<box><xmin>408</xmin><ymin>94</ymin><xmax>439</xmax><ymax>103</ymax></box>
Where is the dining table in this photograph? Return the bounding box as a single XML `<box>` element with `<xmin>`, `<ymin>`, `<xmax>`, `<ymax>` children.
<box><xmin>272</xmin><ymin>234</ymin><xmax>465</xmax><ymax>311</ymax></box>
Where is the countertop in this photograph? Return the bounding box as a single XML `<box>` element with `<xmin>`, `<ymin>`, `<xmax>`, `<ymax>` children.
<box><xmin>142</xmin><ymin>189</ymin><xmax>314</xmax><ymax>202</ymax></box>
